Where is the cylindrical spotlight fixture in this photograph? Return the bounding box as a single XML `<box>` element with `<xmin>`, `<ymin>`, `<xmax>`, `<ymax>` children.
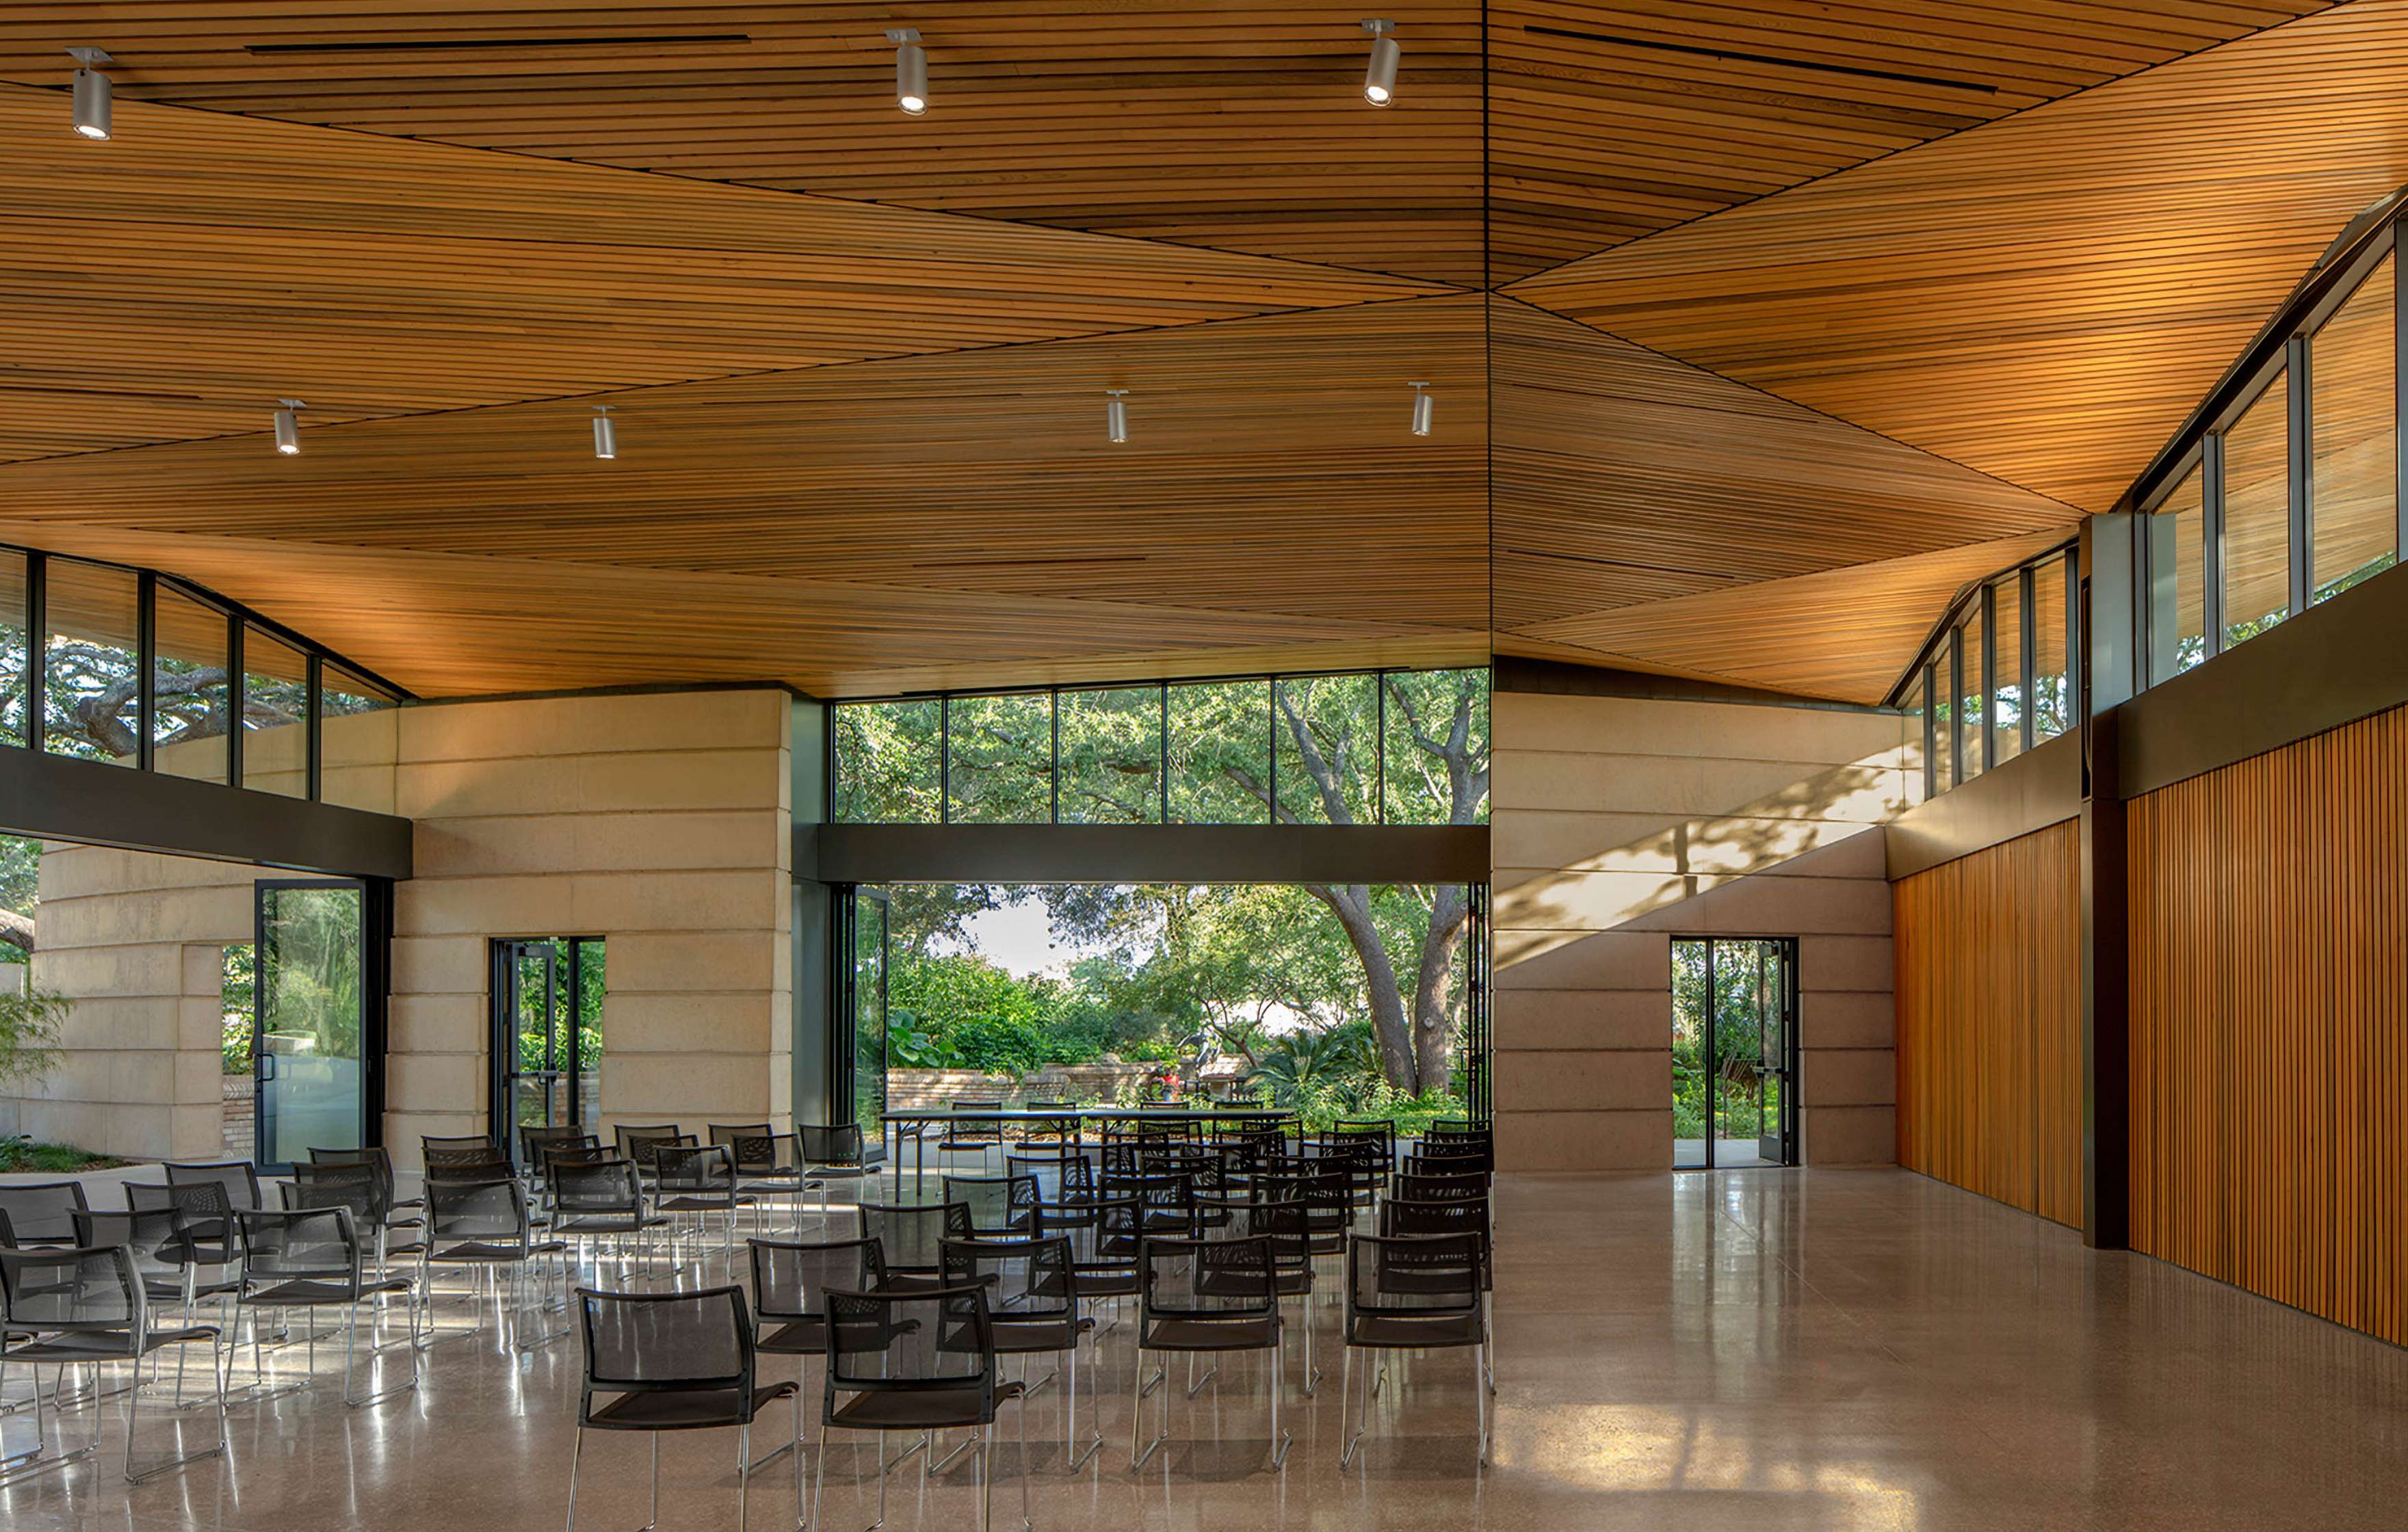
<box><xmin>68</xmin><ymin>48</ymin><xmax>112</xmax><ymax>140</ymax></box>
<box><xmin>1361</xmin><ymin>21</ymin><xmax>1398</xmax><ymax>107</ymax></box>
<box><xmin>1105</xmin><ymin>389</ymin><xmax>1129</xmax><ymax>445</ymax></box>
<box><xmin>272</xmin><ymin>399</ymin><xmax>305</xmax><ymax>455</ymax></box>
<box><xmin>592</xmin><ymin>405</ymin><xmax>617</xmax><ymax>460</ymax></box>
<box><xmin>1409</xmin><ymin>381</ymin><xmax>1432</xmax><ymax>437</ymax></box>
<box><xmin>889</xmin><ymin>29</ymin><xmax>928</xmax><ymax>116</ymax></box>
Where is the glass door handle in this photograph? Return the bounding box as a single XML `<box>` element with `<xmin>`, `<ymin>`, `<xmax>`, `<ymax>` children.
<box><xmin>257</xmin><ymin>1054</ymin><xmax>278</xmax><ymax>1083</ymax></box>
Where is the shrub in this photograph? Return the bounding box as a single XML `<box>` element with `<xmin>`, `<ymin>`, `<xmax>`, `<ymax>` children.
<box><xmin>0</xmin><ymin>987</ymin><xmax>70</xmax><ymax>1092</ymax></box>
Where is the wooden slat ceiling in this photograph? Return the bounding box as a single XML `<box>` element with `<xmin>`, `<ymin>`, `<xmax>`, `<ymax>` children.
<box><xmin>1487</xmin><ymin>0</ymin><xmax>2335</xmax><ymax>282</ymax></box>
<box><xmin>0</xmin><ymin>3</ymin><xmax>1487</xmax><ymax>287</ymax></box>
<box><xmin>0</xmin><ymin>3</ymin><xmax>2390</xmax><ymax>702</ymax></box>
<box><xmin>1504</xmin><ymin>0</ymin><xmax>2408</xmax><ymax>510</ymax></box>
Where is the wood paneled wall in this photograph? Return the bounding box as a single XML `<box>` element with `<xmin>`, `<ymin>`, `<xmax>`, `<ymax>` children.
<box><xmin>1894</xmin><ymin>820</ymin><xmax>2083</xmax><ymax>1226</ymax></box>
<box><xmin>2128</xmin><ymin>704</ymin><xmax>2408</xmax><ymax>1345</ymax></box>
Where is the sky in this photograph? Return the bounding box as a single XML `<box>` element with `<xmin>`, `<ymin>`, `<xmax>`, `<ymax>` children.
<box><xmin>945</xmin><ymin>898</ymin><xmax>1082</xmax><ymax>977</ymax></box>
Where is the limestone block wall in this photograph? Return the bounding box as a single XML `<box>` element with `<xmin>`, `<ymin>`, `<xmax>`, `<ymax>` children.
<box><xmin>1491</xmin><ymin>687</ymin><xmax>1913</xmax><ymax>1172</ymax></box>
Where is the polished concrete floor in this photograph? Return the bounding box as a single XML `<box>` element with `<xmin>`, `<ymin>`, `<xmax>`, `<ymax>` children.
<box><xmin>5</xmin><ymin>1168</ymin><xmax>2408</xmax><ymax>1531</ymax></box>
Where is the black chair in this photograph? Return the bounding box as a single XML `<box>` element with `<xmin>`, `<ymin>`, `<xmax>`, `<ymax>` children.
<box><xmin>72</xmin><ymin>1208</ymin><xmax>227</xmax><ymax>1412</ymax></box>
<box><xmin>943</xmin><ymin>1174</ymin><xmax>1041</xmax><ymax>1240</ymax></box>
<box><xmin>163</xmin><ymin>1162</ymin><xmax>263</xmax><ymax>1219</ymax></box>
<box><xmin>709</xmin><ymin>1125</ymin><xmax>821</xmax><ymax>1232</ymax></box>
<box><xmin>0</xmin><ymin>1244</ymin><xmax>228</xmax><ymax>1484</ymax></box>
<box><xmin>655</xmin><ymin>1144</ymin><xmax>750</xmax><ymax>1256</ymax></box>
<box><xmin>936</xmin><ymin>1100</ymin><xmax>1006</xmax><ymax>1174</ymax></box>
<box><xmin>1130</xmin><ymin>1234</ymin><xmax>1288</xmax><ymax>1470</ymax></box>
<box><xmin>235</xmin><ymin>1206</ymin><xmax>421</xmax><ymax>1406</ymax></box>
<box><xmin>1061</xmin><ymin>1193</ymin><xmax>1143</xmax><ymax>1312</ymax></box>
<box><xmin>1332</xmin><ymin>1117</ymin><xmax>1398</xmax><ymax>1174</ymax></box>
<box><xmin>1007</xmin><ymin>1151</ymin><xmax>1096</xmax><ymax>1213</ymax></box>
<box><xmin>796</xmin><ymin>1122</ymin><xmax>885</xmax><ymax>1222</ymax></box>
<box><xmin>854</xmin><ymin>1202</ymin><xmax>971</xmax><ymax>1293</ymax></box>
<box><xmin>813</xmin><ymin>1284</ymin><xmax>1027</xmax><ymax>1532</ymax></box>
<box><xmin>1339</xmin><ymin>1232</ymin><xmax>1489</xmax><ymax>1467</ymax></box>
<box><xmin>285</xmin><ymin>1160</ymin><xmax>423</xmax><ymax>1276</ymax></box>
<box><xmin>569</xmin><ymin>1284</ymin><xmax>800</xmax><ymax>1532</ymax></box>
<box><xmin>613</xmin><ymin>1124</ymin><xmax>690</xmax><ymax>1183</ymax></box>
<box><xmin>421</xmin><ymin>1137</ymin><xmax>512</xmax><ymax>1179</ymax></box>
<box><xmin>520</xmin><ymin>1124</ymin><xmax>593</xmax><ymax>1178</ymax></box>
<box><xmin>0</xmin><ymin>1182</ymin><xmax>89</xmax><ymax>1248</ymax></box>
<box><xmin>419</xmin><ymin>1178</ymin><xmax>568</xmax><ymax>1351</ymax></box>
<box><xmin>942</xmin><ymin>1234</ymin><xmax>1102</xmax><ymax>1470</ymax></box>
<box><xmin>1383</xmin><ymin>1196</ymin><xmax>1497</xmax><ymax>1391</ymax></box>
<box><xmin>551</xmin><ymin>1159</ymin><xmax>669</xmax><ymax>1274</ymax></box>
<box><xmin>744</xmin><ymin>1235</ymin><xmax>878</xmax><ymax>1479</ymax></box>
<box><xmin>123</xmin><ymin>1182</ymin><xmax>245</xmax><ymax>1319</ymax></box>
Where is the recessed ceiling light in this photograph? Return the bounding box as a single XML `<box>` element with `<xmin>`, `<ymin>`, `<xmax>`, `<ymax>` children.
<box><xmin>1362</xmin><ymin>21</ymin><xmax>1399</xmax><ymax>107</ymax></box>
<box><xmin>67</xmin><ymin>47</ymin><xmax>112</xmax><ymax>140</ymax></box>
<box><xmin>272</xmin><ymin>399</ymin><xmax>305</xmax><ymax>455</ymax></box>
<box><xmin>889</xmin><ymin>28</ymin><xmax>928</xmax><ymax>116</ymax></box>
<box><xmin>1409</xmin><ymin>382</ymin><xmax>1432</xmax><ymax>436</ymax></box>
<box><xmin>1105</xmin><ymin>390</ymin><xmax>1129</xmax><ymax>445</ymax></box>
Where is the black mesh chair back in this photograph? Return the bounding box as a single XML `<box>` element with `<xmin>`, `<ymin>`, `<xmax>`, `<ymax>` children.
<box><xmin>1101</xmin><ymin>1169</ymin><xmax>1196</xmax><ymax>1239</ymax></box>
<box><xmin>707</xmin><ymin>1124</ymin><xmax>781</xmax><ymax>1172</ymax></box>
<box><xmin>0</xmin><ymin>1243</ymin><xmax>148</xmax><ymax>1349</ymax></box>
<box><xmin>1408</xmin><ymin>1141</ymin><xmax>1493</xmax><ymax>1176</ymax></box>
<box><xmin>1008</xmin><ymin>1152</ymin><xmax>1095</xmax><ymax>1218</ymax></box>
<box><xmin>939</xmin><ymin>1237</ymin><xmax>1083</xmax><ymax>1353</ymax></box>
<box><xmin>1346</xmin><ymin>1232</ymin><xmax>1484</xmax><ymax>1336</ymax></box>
<box><xmin>164</xmin><ymin>1161</ymin><xmax>261</xmax><ymax>1215</ymax></box>
<box><xmin>1333</xmin><ymin>1118</ymin><xmax>1398</xmax><ymax>1170</ymax></box>
<box><xmin>237</xmin><ymin>1206</ymin><xmax>376</xmax><ymax>1298</ymax></box>
<box><xmin>422</xmin><ymin>1137</ymin><xmax>512</xmax><ymax>1177</ymax></box>
<box><xmin>657</xmin><ymin>1144</ymin><xmax>740</xmax><ymax>1202</ymax></box>
<box><xmin>311</xmin><ymin>1146</ymin><xmax>406</xmax><ymax>1204</ymax></box>
<box><xmin>135</xmin><ymin>1180</ymin><xmax>240</xmax><ymax>1265</ymax></box>
<box><xmin>576</xmin><ymin>1284</ymin><xmax>774</xmax><ymax>1423</ymax></box>
<box><xmin>1257</xmin><ymin>1166</ymin><xmax>1351</xmax><ymax>1254</ymax></box>
<box><xmin>0</xmin><ymin>1180</ymin><xmax>89</xmax><ymax>1247</ymax></box>
<box><xmin>1138</xmin><ymin>1234</ymin><xmax>1277</xmax><ymax>1336</ymax></box>
<box><xmin>1395</xmin><ymin>1169</ymin><xmax>1491</xmax><ymax>1205</ymax></box>
<box><xmin>423</xmin><ymin>1159</ymin><xmax>521</xmax><ymax>1189</ymax></box>
<box><xmin>943</xmin><ymin>1174</ymin><xmax>1040</xmax><ymax>1239</ymax></box>
<box><xmin>748</xmin><ymin>1235</ymin><xmax>876</xmax><ymax>1353</ymax></box>
<box><xmin>939</xmin><ymin>1100</ymin><xmax>1005</xmax><ymax>1149</ymax></box>
<box><xmin>73</xmin><ymin>1208</ymin><xmax>186</xmax><ymax>1296</ymax></box>
<box><xmin>854</xmin><ymin>1202</ymin><xmax>971</xmax><ymax>1281</ymax></box>
<box><xmin>612</xmin><ymin>1124</ymin><xmax>690</xmax><ymax>1175</ymax></box>
<box><xmin>797</xmin><ymin>1122</ymin><xmax>878</xmax><ymax>1171</ymax></box>
<box><xmin>520</xmin><ymin>1124</ymin><xmax>593</xmax><ymax>1173</ymax></box>
<box><xmin>1062</xmin><ymin>1194</ymin><xmax>1142</xmax><ymax>1296</ymax></box>
<box><xmin>553</xmin><ymin>1160</ymin><xmax>651</xmax><ymax>1232</ymax></box>
<box><xmin>540</xmin><ymin>1141</ymin><xmax>616</xmax><ymax>1176</ymax></box>
<box><xmin>285</xmin><ymin>1161</ymin><xmax>384</xmax><ymax>1225</ymax></box>
<box><xmin>823</xmin><ymin>1283</ymin><xmax>1008</xmax><ymax>1425</ymax></box>
<box><xmin>1227</xmin><ymin>1200</ymin><xmax>1317</xmax><ymax>1294</ymax></box>
<box><xmin>424</xmin><ymin>1177</ymin><xmax>540</xmax><ymax>1258</ymax></box>
<box><xmin>1381</xmin><ymin>1198</ymin><xmax>1493</xmax><ymax>1286</ymax></box>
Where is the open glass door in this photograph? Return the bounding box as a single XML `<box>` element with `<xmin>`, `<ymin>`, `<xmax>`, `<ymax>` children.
<box><xmin>255</xmin><ymin>880</ymin><xmax>369</xmax><ymax>1170</ymax></box>
<box><xmin>490</xmin><ymin>937</ymin><xmax>604</xmax><ymax>1163</ymax></box>
<box><xmin>1756</xmin><ymin>942</ymin><xmax>1799</xmax><ymax>1165</ymax></box>
<box><xmin>849</xmin><ymin>888</ymin><xmax>889</xmax><ymax>1138</ymax></box>
<box><xmin>1672</xmin><ymin>936</ymin><xmax>1801</xmax><ymax>1170</ymax></box>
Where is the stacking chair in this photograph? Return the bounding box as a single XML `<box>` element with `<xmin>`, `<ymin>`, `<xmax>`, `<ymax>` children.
<box><xmin>1407</xmin><ymin>1141</ymin><xmax>1493</xmax><ymax>1177</ymax></box>
<box><xmin>744</xmin><ymin>1236</ymin><xmax>879</xmax><ymax>1480</ymax></box>
<box><xmin>1021</xmin><ymin>1103</ymin><xmax>1082</xmax><ymax>1152</ymax></box>
<box><xmin>854</xmin><ymin>1202</ymin><xmax>971</xmax><ymax>1293</ymax></box>
<box><xmin>1332</xmin><ymin>1118</ymin><xmax>1398</xmax><ymax>1176</ymax></box>
<box><xmin>1061</xmin><ymin>1194</ymin><xmax>1143</xmax><ymax>1323</ymax></box>
<box><xmin>1256</xmin><ymin>1165</ymin><xmax>1352</xmax><ymax>1265</ymax></box>
<box><xmin>0</xmin><ymin>1183</ymin><xmax>89</xmax><ymax>1248</ymax></box>
<box><xmin>0</xmin><ymin>1244</ymin><xmax>228</xmax><ymax>1485</ymax></box>
<box><xmin>310</xmin><ymin>1146</ymin><xmax>425</xmax><ymax>1252</ymax></box>
<box><xmin>942</xmin><ymin>1234</ymin><xmax>1102</xmax><ymax>1470</ymax></box>
<box><xmin>1339</xmin><ymin>1232</ymin><xmax>1489</xmax><ymax>1467</ymax></box>
<box><xmin>943</xmin><ymin>1174</ymin><xmax>1041</xmax><ymax>1240</ymax></box>
<box><xmin>814</xmin><ymin>1284</ymin><xmax>1027</xmax><ymax>1532</ymax></box>
<box><xmin>1233</xmin><ymin>1200</ymin><xmax>1323</xmax><ymax>1395</ymax></box>
<box><xmin>709</xmin><ymin>1126</ymin><xmax>820</xmax><ymax>1232</ymax></box>
<box><xmin>655</xmin><ymin>1144</ymin><xmax>749</xmax><ymax>1253</ymax></box>
<box><xmin>568</xmin><ymin>1285</ymin><xmax>801</xmax><ymax>1532</ymax></box>
<box><xmin>935</xmin><ymin>1100</ymin><xmax>1006</xmax><ymax>1175</ymax></box>
<box><xmin>164</xmin><ymin>1162</ymin><xmax>263</xmax><ymax>1219</ymax></box>
<box><xmin>1383</xmin><ymin>1196</ymin><xmax>1497</xmax><ymax>1390</ymax></box>
<box><xmin>796</xmin><ymin>1122</ymin><xmax>885</xmax><ymax>1223</ymax></box>
<box><xmin>418</xmin><ymin>1178</ymin><xmax>568</xmax><ymax>1351</ymax></box>
<box><xmin>1010</xmin><ymin>1152</ymin><xmax>1097</xmax><ymax>1231</ymax></box>
<box><xmin>613</xmin><ymin>1124</ymin><xmax>691</xmax><ymax>1185</ymax></box>
<box><xmin>421</xmin><ymin>1137</ymin><xmax>512</xmax><ymax>1180</ymax></box>
<box><xmin>551</xmin><ymin>1160</ymin><xmax>669</xmax><ymax>1276</ymax></box>
<box><xmin>72</xmin><ymin>1208</ymin><xmax>224</xmax><ymax>1412</ymax></box>
<box><xmin>235</xmin><ymin>1206</ymin><xmax>420</xmax><ymax>1406</ymax></box>
<box><xmin>1307</xmin><ymin>1134</ymin><xmax>1386</xmax><ymax>1216</ymax></box>
<box><xmin>285</xmin><ymin>1160</ymin><xmax>423</xmax><ymax>1277</ymax></box>
<box><xmin>123</xmin><ymin>1183</ymin><xmax>245</xmax><ymax>1333</ymax></box>
<box><xmin>1130</xmin><ymin>1234</ymin><xmax>1288</xmax><ymax>1470</ymax></box>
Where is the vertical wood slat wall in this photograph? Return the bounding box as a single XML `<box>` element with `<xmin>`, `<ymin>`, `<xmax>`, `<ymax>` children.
<box><xmin>2128</xmin><ymin>704</ymin><xmax>2408</xmax><ymax>1345</ymax></box>
<box><xmin>1893</xmin><ymin>820</ymin><xmax>2084</xmax><ymax>1227</ymax></box>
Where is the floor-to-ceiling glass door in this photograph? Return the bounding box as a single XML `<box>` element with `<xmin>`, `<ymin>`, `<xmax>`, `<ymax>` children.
<box><xmin>490</xmin><ymin>936</ymin><xmax>605</xmax><ymax>1162</ymax></box>
<box><xmin>1673</xmin><ymin>936</ymin><xmax>1800</xmax><ymax>1170</ymax></box>
<box><xmin>254</xmin><ymin>879</ymin><xmax>371</xmax><ymax>1170</ymax></box>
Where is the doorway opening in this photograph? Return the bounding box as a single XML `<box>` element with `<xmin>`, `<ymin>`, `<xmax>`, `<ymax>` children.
<box><xmin>254</xmin><ymin>879</ymin><xmax>380</xmax><ymax>1170</ymax></box>
<box><xmin>489</xmin><ymin>937</ymin><xmax>605</xmax><ymax>1163</ymax></box>
<box><xmin>1672</xmin><ymin>936</ymin><xmax>1798</xmax><ymax>1170</ymax></box>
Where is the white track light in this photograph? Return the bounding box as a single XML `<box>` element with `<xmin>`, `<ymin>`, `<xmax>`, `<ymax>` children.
<box><xmin>889</xmin><ymin>29</ymin><xmax>928</xmax><ymax>115</ymax></box>
<box><xmin>592</xmin><ymin>406</ymin><xmax>617</xmax><ymax>460</ymax></box>
<box><xmin>68</xmin><ymin>48</ymin><xmax>112</xmax><ymax>140</ymax></box>
<box><xmin>1362</xmin><ymin>21</ymin><xmax>1399</xmax><ymax>106</ymax></box>
<box><xmin>272</xmin><ymin>399</ymin><xmax>305</xmax><ymax>455</ymax></box>
<box><xmin>1409</xmin><ymin>381</ymin><xmax>1432</xmax><ymax>436</ymax></box>
<box><xmin>1105</xmin><ymin>390</ymin><xmax>1129</xmax><ymax>445</ymax></box>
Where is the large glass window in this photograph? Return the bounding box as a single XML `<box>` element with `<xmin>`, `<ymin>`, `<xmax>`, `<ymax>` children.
<box><xmin>1168</xmin><ymin>679</ymin><xmax>1270</xmax><ymax>824</ymax></box>
<box><xmin>2150</xmin><ymin>466</ymin><xmax>2209</xmax><ymax>684</ymax></box>
<box><xmin>2311</xmin><ymin>254</ymin><xmax>2398</xmax><ymax>603</ymax></box>
<box><xmin>43</xmin><ymin>559</ymin><xmax>140</xmax><ymax>765</ymax></box>
<box><xmin>1954</xmin><ymin>611</ymin><xmax>1984</xmax><ymax>782</ymax></box>
<box><xmin>241</xmin><ymin>626</ymin><xmax>311</xmax><ymax>798</ymax></box>
<box><xmin>2031</xmin><ymin>556</ymin><xmax>2071</xmax><ymax>743</ymax></box>
<box><xmin>1990</xmin><ymin>577</ymin><xmax>2025</xmax><ymax>766</ymax></box>
<box><xmin>320</xmin><ymin>664</ymin><xmax>400</xmax><ymax>814</ymax></box>
<box><xmin>946</xmin><ymin>691</ymin><xmax>1052</xmax><ymax>824</ymax></box>
<box><xmin>2221</xmin><ymin>374</ymin><xmax>2292</xmax><ymax>648</ymax></box>
<box><xmin>1381</xmin><ymin>668</ymin><xmax>1490</xmax><ymax>824</ymax></box>
<box><xmin>1274</xmin><ymin>673</ymin><xmax>1378</xmax><ymax>824</ymax></box>
<box><xmin>153</xmin><ymin>585</ymin><xmax>231</xmax><ymax>784</ymax></box>
<box><xmin>832</xmin><ymin>699</ymin><xmax>941</xmax><ymax>823</ymax></box>
<box><xmin>1928</xmin><ymin>644</ymin><xmax>1954</xmax><ymax>790</ymax></box>
<box><xmin>0</xmin><ymin>552</ymin><xmax>27</xmax><ymax>749</ymax></box>
<box><xmin>1057</xmin><ymin>687</ymin><xmax>1160</xmax><ymax>823</ymax></box>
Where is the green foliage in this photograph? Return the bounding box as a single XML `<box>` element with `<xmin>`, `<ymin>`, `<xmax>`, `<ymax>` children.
<box><xmin>222</xmin><ymin>942</ymin><xmax>254</xmax><ymax>1074</ymax></box>
<box><xmin>0</xmin><ymin>1138</ymin><xmax>122</xmax><ymax>1174</ymax></box>
<box><xmin>518</xmin><ymin>1025</ymin><xmax>602</xmax><ymax>1074</ymax></box>
<box><xmin>0</xmin><ymin>986</ymin><xmax>70</xmax><ymax>1091</ymax></box>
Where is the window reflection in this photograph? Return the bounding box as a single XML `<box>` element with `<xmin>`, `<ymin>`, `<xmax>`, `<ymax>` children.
<box><xmin>44</xmin><ymin>559</ymin><xmax>140</xmax><ymax>767</ymax></box>
<box><xmin>2311</xmin><ymin>253</ymin><xmax>2397</xmax><ymax>603</ymax></box>
<box><xmin>2030</xmin><ymin>556</ymin><xmax>2071</xmax><ymax>743</ymax></box>
<box><xmin>2221</xmin><ymin>374</ymin><xmax>2290</xmax><ymax>649</ymax></box>
<box><xmin>319</xmin><ymin>664</ymin><xmax>400</xmax><ymax>815</ymax></box>
<box><xmin>1990</xmin><ymin>577</ymin><xmax>2025</xmax><ymax>766</ymax></box>
<box><xmin>832</xmin><ymin>699</ymin><xmax>941</xmax><ymax>823</ymax></box>
<box><xmin>946</xmin><ymin>692</ymin><xmax>1053</xmax><ymax>824</ymax></box>
<box><xmin>241</xmin><ymin>625</ymin><xmax>311</xmax><ymax>798</ymax></box>
<box><xmin>153</xmin><ymin>585</ymin><xmax>231</xmax><ymax>784</ymax></box>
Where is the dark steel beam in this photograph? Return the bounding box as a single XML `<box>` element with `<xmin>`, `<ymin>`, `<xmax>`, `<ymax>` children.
<box><xmin>809</xmin><ymin>823</ymin><xmax>1489</xmax><ymax>886</ymax></box>
<box><xmin>0</xmin><ymin>744</ymin><xmax>413</xmax><ymax>879</ymax></box>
